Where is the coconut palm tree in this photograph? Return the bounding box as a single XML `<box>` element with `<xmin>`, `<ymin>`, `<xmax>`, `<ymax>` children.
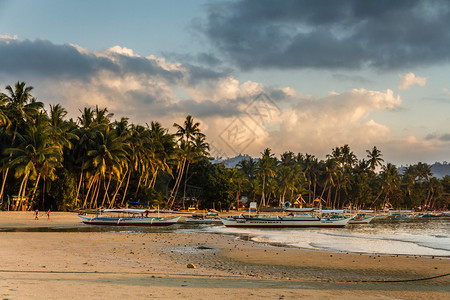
<box><xmin>47</xmin><ymin>104</ymin><xmax>78</xmax><ymax>153</ymax></box>
<box><xmin>366</xmin><ymin>146</ymin><xmax>384</xmax><ymax>172</ymax></box>
<box><xmin>82</xmin><ymin>126</ymin><xmax>127</xmax><ymax>208</ymax></box>
<box><xmin>0</xmin><ymin>82</ymin><xmax>44</xmax><ymax>201</ymax></box>
<box><xmin>257</xmin><ymin>148</ymin><xmax>276</xmax><ymax>207</ymax></box>
<box><xmin>0</xmin><ymin>96</ymin><xmax>10</xmax><ymax>128</ymax></box>
<box><xmin>169</xmin><ymin>115</ymin><xmax>205</xmax><ymax>208</ymax></box>
<box><xmin>377</xmin><ymin>163</ymin><xmax>400</xmax><ymax>209</ymax></box>
<box><xmin>5</xmin><ymin>124</ymin><xmax>61</xmax><ymax>209</ymax></box>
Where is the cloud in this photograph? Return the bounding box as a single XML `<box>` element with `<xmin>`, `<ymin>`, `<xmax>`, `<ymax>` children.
<box><xmin>199</xmin><ymin>0</ymin><xmax>450</xmax><ymax>71</ymax></box>
<box><xmin>332</xmin><ymin>73</ymin><xmax>371</xmax><ymax>84</ymax></box>
<box><xmin>0</xmin><ymin>34</ymin><xmax>17</xmax><ymax>41</ymax></box>
<box><xmin>426</xmin><ymin>132</ymin><xmax>450</xmax><ymax>142</ymax></box>
<box><xmin>398</xmin><ymin>72</ymin><xmax>427</xmax><ymax>90</ymax></box>
<box><xmin>0</xmin><ymin>37</ymin><xmax>446</xmax><ymax>164</ymax></box>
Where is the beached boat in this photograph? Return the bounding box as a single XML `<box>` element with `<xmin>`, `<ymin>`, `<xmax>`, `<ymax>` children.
<box><xmin>78</xmin><ymin>209</ymin><xmax>181</xmax><ymax>226</ymax></box>
<box><xmin>184</xmin><ymin>217</ymin><xmax>222</xmax><ymax>224</ymax></box>
<box><xmin>348</xmin><ymin>214</ymin><xmax>376</xmax><ymax>224</ymax></box>
<box><xmin>220</xmin><ymin>214</ymin><xmax>352</xmax><ymax>228</ymax></box>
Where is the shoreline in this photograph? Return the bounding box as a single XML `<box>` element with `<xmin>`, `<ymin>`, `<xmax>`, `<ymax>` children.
<box><xmin>0</xmin><ymin>212</ymin><xmax>449</xmax><ymax>299</ymax></box>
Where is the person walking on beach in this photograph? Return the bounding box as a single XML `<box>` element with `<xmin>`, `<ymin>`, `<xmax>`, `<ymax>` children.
<box><xmin>47</xmin><ymin>209</ymin><xmax>51</xmax><ymax>220</ymax></box>
<box><xmin>35</xmin><ymin>209</ymin><xmax>39</xmax><ymax>220</ymax></box>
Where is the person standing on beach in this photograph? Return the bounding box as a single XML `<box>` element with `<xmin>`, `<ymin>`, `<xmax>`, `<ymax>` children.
<box><xmin>35</xmin><ymin>209</ymin><xmax>39</xmax><ymax>220</ymax></box>
<box><xmin>47</xmin><ymin>209</ymin><xmax>51</xmax><ymax>220</ymax></box>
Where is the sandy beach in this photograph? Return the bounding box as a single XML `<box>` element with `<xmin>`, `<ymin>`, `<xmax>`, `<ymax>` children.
<box><xmin>0</xmin><ymin>212</ymin><xmax>448</xmax><ymax>299</ymax></box>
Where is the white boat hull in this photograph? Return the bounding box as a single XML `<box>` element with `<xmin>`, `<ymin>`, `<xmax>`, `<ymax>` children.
<box><xmin>78</xmin><ymin>215</ymin><xmax>181</xmax><ymax>226</ymax></box>
<box><xmin>221</xmin><ymin>216</ymin><xmax>351</xmax><ymax>228</ymax></box>
<box><xmin>348</xmin><ymin>215</ymin><xmax>375</xmax><ymax>224</ymax></box>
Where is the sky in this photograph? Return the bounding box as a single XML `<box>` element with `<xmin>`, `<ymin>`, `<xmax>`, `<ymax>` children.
<box><xmin>1</xmin><ymin>0</ymin><xmax>450</xmax><ymax>166</ymax></box>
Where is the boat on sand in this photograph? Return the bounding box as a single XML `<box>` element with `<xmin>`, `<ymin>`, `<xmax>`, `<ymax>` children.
<box><xmin>221</xmin><ymin>213</ymin><xmax>352</xmax><ymax>228</ymax></box>
<box><xmin>78</xmin><ymin>209</ymin><xmax>181</xmax><ymax>226</ymax></box>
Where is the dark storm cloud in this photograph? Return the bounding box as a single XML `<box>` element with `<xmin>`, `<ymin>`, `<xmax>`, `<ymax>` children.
<box><xmin>201</xmin><ymin>0</ymin><xmax>450</xmax><ymax>70</ymax></box>
<box><xmin>439</xmin><ymin>134</ymin><xmax>450</xmax><ymax>141</ymax></box>
<box><xmin>0</xmin><ymin>39</ymin><xmax>117</xmax><ymax>79</ymax></box>
<box><xmin>0</xmin><ymin>39</ymin><xmax>184</xmax><ymax>83</ymax></box>
<box><xmin>425</xmin><ymin>133</ymin><xmax>450</xmax><ymax>141</ymax></box>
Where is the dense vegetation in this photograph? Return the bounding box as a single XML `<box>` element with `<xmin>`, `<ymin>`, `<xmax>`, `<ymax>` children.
<box><xmin>1</xmin><ymin>82</ymin><xmax>449</xmax><ymax>211</ymax></box>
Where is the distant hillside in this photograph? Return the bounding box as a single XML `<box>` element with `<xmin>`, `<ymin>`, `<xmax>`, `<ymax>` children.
<box><xmin>211</xmin><ymin>154</ymin><xmax>252</xmax><ymax>168</ymax></box>
<box><xmin>216</xmin><ymin>155</ymin><xmax>450</xmax><ymax>178</ymax></box>
<box><xmin>398</xmin><ymin>162</ymin><xmax>450</xmax><ymax>179</ymax></box>
<box><xmin>430</xmin><ymin>162</ymin><xmax>450</xmax><ymax>178</ymax></box>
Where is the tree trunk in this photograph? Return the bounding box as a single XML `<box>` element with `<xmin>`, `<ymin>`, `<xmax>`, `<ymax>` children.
<box><xmin>0</xmin><ymin>125</ymin><xmax>19</xmax><ymax>202</ymax></box>
<box><xmin>88</xmin><ymin>177</ymin><xmax>99</xmax><ymax>209</ymax></box>
<box><xmin>151</xmin><ymin>167</ymin><xmax>159</xmax><ymax>188</ymax></box>
<box><xmin>134</xmin><ymin>173</ymin><xmax>144</xmax><ymax>198</ymax></box>
<box><xmin>121</xmin><ymin>169</ymin><xmax>132</xmax><ymax>206</ymax></box>
<box><xmin>110</xmin><ymin>174</ymin><xmax>125</xmax><ymax>208</ymax></box>
<box><xmin>101</xmin><ymin>172</ymin><xmax>112</xmax><ymax>207</ymax></box>
<box><xmin>92</xmin><ymin>178</ymin><xmax>101</xmax><ymax>208</ymax></box>
<box><xmin>83</xmin><ymin>176</ymin><xmax>96</xmax><ymax>208</ymax></box>
<box><xmin>75</xmin><ymin>169</ymin><xmax>84</xmax><ymax>204</ymax></box>
<box><xmin>41</xmin><ymin>178</ymin><xmax>45</xmax><ymax>211</ymax></box>
<box><xmin>261</xmin><ymin>175</ymin><xmax>266</xmax><ymax>207</ymax></box>
<box><xmin>0</xmin><ymin>168</ymin><xmax>10</xmax><ymax>203</ymax></box>
<box><xmin>183</xmin><ymin>161</ymin><xmax>191</xmax><ymax>210</ymax></box>
<box><xmin>169</xmin><ymin>158</ymin><xmax>186</xmax><ymax>208</ymax></box>
<box><xmin>320</xmin><ymin>179</ymin><xmax>328</xmax><ymax>200</ymax></box>
<box><xmin>29</xmin><ymin>174</ymin><xmax>41</xmax><ymax>205</ymax></box>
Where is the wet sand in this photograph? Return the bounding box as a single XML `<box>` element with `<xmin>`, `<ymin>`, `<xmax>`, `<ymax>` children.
<box><xmin>0</xmin><ymin>212</ymin><xmax>448</xmax><ymax>299</ymax></box>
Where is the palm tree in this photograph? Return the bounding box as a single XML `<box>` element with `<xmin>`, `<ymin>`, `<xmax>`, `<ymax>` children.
<box><xmin>82</xmin><ymin>126</ymin><xmax>127</xmax><ymax>208</ymax></box>
<box><xmin>366</xmin><ymin>146</ymin><xmax>384</xmax><ymax>172</ymax></box>
<box><xmin>229</xmin><ymin>168</ymin><xmax>247</xmax><ymax>208</ymax></box>
<box><xmin>47</xmin><ymin>104</ymin><xmax>78</xmax><ymax>152</ymax></box>
<box><xmin>5</xmin><ymin>124</ymin><xmax>61</xmax><ymax>209</ymax></box>
<box><xmin>257</xmin><ymin>148</ymin><xmax>276</xmax><ymax>207</ymax></box>
<box><xmin>237</xmin><ymin>157</ymin><xmax>257</xmax><ymax>180</ymax></box>
<box><xmin>169</xmin><ymin>115</ymin><xmax>206</xmax><ymax>208</ymax></box>
<box><xmin>0</xmin><ymin>96</ymin><xmax>10</xmax><ymax>128</ymax></box>
<box><xmin>320</xmin><ymin>158</ymin><xmax>338</xmax><ymax>208</ymax></box>
<box><xmin>377</xmin><ymin>163</ymin><xmax>400</xmax><ymax>209</ymax></box>
<box><xmin>0</xmin><ymin>82</ymin><xmax>44</xmax><ymax>202</ymax></box>
<box><xmin>303</xmin><ymin>154</ymin><xmax>319</xmax><ymax>202</ymax></box>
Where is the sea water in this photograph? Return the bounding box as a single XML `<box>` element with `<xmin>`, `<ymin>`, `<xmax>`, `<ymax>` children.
<box><xmin>205</xmin><ymin>218</ymin><xmax>450</xmax><ymax>257</ymax></box>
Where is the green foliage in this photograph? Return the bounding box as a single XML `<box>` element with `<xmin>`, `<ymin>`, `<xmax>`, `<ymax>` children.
<box><xmin>0</xmin><ymin>82</ymin><xmax>449</xmax><ymax>211</ymax></box>
<box><xmin>47</xmin><ymin>168</ymin><xmax>77</xmax><ymax>211</ymax></box>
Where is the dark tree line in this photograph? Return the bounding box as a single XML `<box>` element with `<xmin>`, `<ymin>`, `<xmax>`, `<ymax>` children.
<box><xmin>1</xmin><ymin>82</ymin><xmax>449</xmax><ymax>211</ymax></box>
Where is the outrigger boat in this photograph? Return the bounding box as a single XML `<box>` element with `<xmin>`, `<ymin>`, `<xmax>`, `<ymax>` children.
<box><xmin>347</xmin><ymin>210</ymin><xmax>376</xmax><ymax>224</ymax></box>
<box><xmin>221</xmin><ymin>210</ymin><xmax>352</xmax><ymax>228</ymax></box>
<box><xmin>78</xmin><ymin>209</ymin><xmax>181</xmax><ymax>226</ymax></box>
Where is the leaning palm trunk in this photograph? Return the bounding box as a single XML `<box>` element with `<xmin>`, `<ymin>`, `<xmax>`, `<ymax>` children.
<box><xmin>75</xmin><ymin>169</ymin><xmax>84</xmax><ymax>204</ymax></box>
<box><xmin>95</xmin><ymin>178</ymin><xmax>103</xmax><ymax>208</ymax></box>
<box><xmin>134</xmin><ymin>173</ymin><xmax>144</xmax><ymax>198</ymax></box>
<box><xmin>320</xmin><ymin>180</ymin><xmax>328</xmax><ymax>200</ymax></box>
<box><xmin>261</xmin><ymin>175</ymin><xmax>266</xmax><ymax>207</ymax></box>
<box><xmin>281</xmin><ymin>186</ymin><xmax>287</xmax><ymax>207</ymax></box>
<box><xmin>110</xmin><ymin>173</ymin><xmax>126</xmax><ymax>208</ymax></box>
<box><xmin>87</xmin><ymin>176</ymin><xmax>99</xmax><ymax>208</ymax></box>
<box><xmin>0</xmin><ymin>169</ymin><xmax>10</xmax><ymax>203</ymax></box>
<box><xmin>168</xmin><ymin>158</ymin><xmax>186</xmax><ymax>207</ymax></box>
<box><xmin>29</xmin><ymin>174</ymin><xmax>41</xmax><ymax>205</ymax></box>
<box><xmin>182</xmin><ymin>161</ymin><xmax>191</xmax><ymax>210</ymax></box>
<box><xmin>170</xmin><ymin>160</ymin><xmax>186</xmax><ymax>208</ymax></box>
<box><xmin>101</xmin><ymin>172</ymin><xmax>112</xmax><ymax>207</ymax></box>
<box><xmin>16</xmin><ymin>175</ymin><xmax>27</xmax><ymax>211</ymax></box>
<box><xmin>121</xmin><ymin>169</ymin><xmax>132</xmax><ymax>206</ymax></box>
<box><xmin>21</xmin><ymin>174</ymin><xmax>30</xmax><ymax>211</ymax></box>
<box><xmin>150</xmin><ymin>167</ymin><xmax>159</xmax><ymax>188</ymax></box>
<box><xmin>0</xmin><ymin>126</ymin><xmax>19</xmax><ymax>202</ymax></box>
<box><xmin>82</xmin><ymin>176</ymin><xmax>96</xmax><ymax>208</ymax></box>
